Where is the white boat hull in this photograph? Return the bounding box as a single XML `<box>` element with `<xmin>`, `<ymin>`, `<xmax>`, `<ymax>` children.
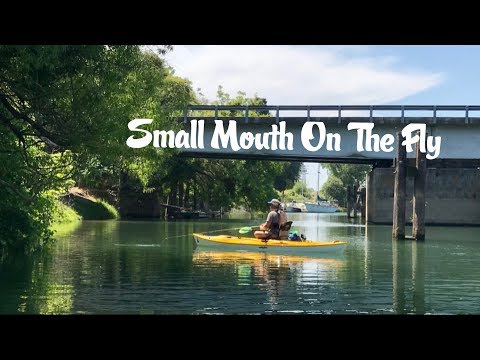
<box><xmin>304</xmin><ymin>202</ymin><xmax>338</xmax><ymax>213</ymax></box>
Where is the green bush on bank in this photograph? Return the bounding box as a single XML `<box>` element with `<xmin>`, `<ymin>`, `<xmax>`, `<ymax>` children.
<box><xmin>67</xmin><ymin>196</ymin><xmax>119</xmax><ymax>220</ymax></box>
<box><xmin>97</xmin><ymin>200</ymin><xmax>119</xmax><ymax>220</ymax></box>
<box><xmin>52</xmin><ymin>201</ymin><xmax>82</xmax><ymax>225</ymax></box>
<box><xmin>50</xmin><ymin>201</ymin><xmax>82</xmax><ymax>238</ymax></box>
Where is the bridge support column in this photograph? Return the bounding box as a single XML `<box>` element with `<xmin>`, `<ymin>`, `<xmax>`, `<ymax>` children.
<box><xmin>413</xmin><ymin>138</ymin><xmax>427</xmax><ymax>240</ymax></box>
<box><xmin>365</xmin><ymin>171</ymin><xmax>374</xmax><ymax>224</ymax></box>
<box><xmin>392</xmin><ymin>132</ymin><xmax>407</xmax><ymax>240</ymax></box>
<box><xmin>366</xmin><ymin>167</ymin><xmax>480</xmax><ymax>226</ymax></box>
<box><xmin>347</xmin><ymin>185</ymin><xmax>352</xmax><ymax>218</ymax></box>
<box><xmin>360</xmin><ymin>187</ymin><xmax>366</xmax><ymax>220</ymax></box>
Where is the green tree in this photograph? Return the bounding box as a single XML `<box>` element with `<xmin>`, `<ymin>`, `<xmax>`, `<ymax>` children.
<box><xmin>283</xmin><ymin>180</ymin><xmax>315</xmax><ymax>202</ymax></box>
<box><xmin>273</xmin><ymin>162</ymin><xmax>302</xmax><ymax>199</ymax></box>
<box><xmin>323</xmin><ymin>164</ymin><xmax>371</xmax><ymax>186</ymax></box>
<box><xmin>319</xmin><ymin>176</ymin><xmax>345</xmax><ymax>205</ymax></box>
<box><xmin>149</xmin><ymin>87</ymin><xmax>297</xmax><ymax>215</ymax></box>
<box><xmin>320</xmin><ymin>164</ymin><xmax>371</xmax><ymax>206</ymax></box>
<box><xmin>0</xmin><ymin>45</ymin><xmax>193</xmax><ymax>256</ymax></box>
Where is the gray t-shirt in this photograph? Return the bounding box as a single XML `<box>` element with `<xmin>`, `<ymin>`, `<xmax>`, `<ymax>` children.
<box><xmin>266</xmin><ymin>211</ymin><xmax>279</xmax><ymax>227</ymax></box>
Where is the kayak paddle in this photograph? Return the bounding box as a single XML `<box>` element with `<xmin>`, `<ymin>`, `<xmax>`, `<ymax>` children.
<box><xmin>238</xmin><ymin>226</ymin><xmax>260</xmax><ymax>234</ymax></box>
<box><xmin>238</xmin><ymin>226</ymin><xmax>298</xmax><ymax>235</ymax></box>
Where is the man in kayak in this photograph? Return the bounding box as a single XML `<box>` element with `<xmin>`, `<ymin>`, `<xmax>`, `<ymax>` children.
<box><xmin>278</xmin><ymin>204</ymin><xmax>290</xmax><ymax>240</ymax></box>
<box><xmin>254</xmin><ymin>198</ymin><xmax>287</xmax><ymax>240</ymax></box>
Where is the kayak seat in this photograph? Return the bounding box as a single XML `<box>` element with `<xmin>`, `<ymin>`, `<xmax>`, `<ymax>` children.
<box><xmin>280</xmin><ymin>221</ymin><xmax>293</xmax><ymax>231</ymax></box>
<box><xmin>279</xmin><ymin>221</ymin><xmax>293</xmax><ymax>240</ymax></box>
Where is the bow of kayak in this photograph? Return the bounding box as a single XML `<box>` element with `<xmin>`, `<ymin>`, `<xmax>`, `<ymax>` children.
<box><xmin>192</xmin><ymin>233</ymin><xmax>347</xmax><ymax>255</ymax></box>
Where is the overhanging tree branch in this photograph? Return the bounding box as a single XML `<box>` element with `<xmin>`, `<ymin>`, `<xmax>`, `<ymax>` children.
<box><xmin>0</xmin><ymin>178</ymin><xmax>33</xmax><ymax>204</ymax></box>
<box><xmin>0</xmin><ymin>95</ymin><xmax>64</xmax><ymax>149</ymax></box>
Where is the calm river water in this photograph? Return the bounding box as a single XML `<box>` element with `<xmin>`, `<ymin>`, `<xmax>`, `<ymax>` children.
<box><xmin>1</xmin><ymin>213</ymin><xmax>479</xmax><ymax>314</ymax></box>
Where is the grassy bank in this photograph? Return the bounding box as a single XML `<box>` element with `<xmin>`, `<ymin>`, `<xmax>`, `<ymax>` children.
<box><xmin>50</xmin><ymin>200</ymin><xmax>82</xmax><ymax>237</ymax></box>
<box><xmin>52</xmin><ymin>201</ymin><xmax>82</xmax><ymax>224</ymax></box>
<box><xmin>61</xmin><ymin>188</ymin><xmax>119</xmax><ymax>220</ymax></box>
<box><xmin>227</xmin><ymin>208</ymin><xmax>264</xmax><ymax>220</ymax></box>
<box><xmin>50</xmin><ymin>189</ymin><xmax>119</xmax><ymax>237</ymax></box>
<box><xmin>69</xmin><ymin>197</ymin><xmax>119</xmax><ymax>220</ymax></box>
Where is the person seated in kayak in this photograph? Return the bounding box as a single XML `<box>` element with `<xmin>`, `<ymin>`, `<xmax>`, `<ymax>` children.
<box><xmin>278</xmin><ymin>204</ymin><xmax>290</xmax><ymax>240</ymax></box>
<box><xmin>254</xmin><ymin>199</ymin><xmax>281</xmax><ymax>239</ymax></box>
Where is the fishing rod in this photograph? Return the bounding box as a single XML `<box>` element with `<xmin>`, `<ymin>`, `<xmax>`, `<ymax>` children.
<box><xmin>163</xmin><ymin>226</ymin><xmax>257</xmax><ymax>240</ymax></box>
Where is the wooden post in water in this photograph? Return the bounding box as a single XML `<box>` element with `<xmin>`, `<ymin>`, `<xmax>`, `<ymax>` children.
<box><xmin>413</xmin><ymin>134</ymin><xmax>427</xmax><ymax>240</ymax></box>
<box><xmin>392</xmin><ymin>132</ymin><xmax>406</xmax><ymax>240</ymax></box>
<box><xmin>365</xmin><ymin>171</ymin><xmax>373</xmax><ymax>224</ymax></box>
<box><xmin>360</xmin><ymin>186</ymin><xmax>366</xmax><ymax>220</ymax></box>
<box><xmin>353</xmin><ymin>183</ymin><xmax>358</xmax><ymax>218</ymax></box>
<box><xmin>164</xmin><ymin>196</ymin><xmax>169</xmax><ymax>220</ymax></box>
<box><xmin>347</xmin><ymin>185</ymin><xmax>352</xmax><ymax>218</ymax></box>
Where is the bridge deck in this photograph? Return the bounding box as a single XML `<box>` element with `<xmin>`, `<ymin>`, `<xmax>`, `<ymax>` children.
<box><xmin>169</xmin><ymin>105</ymin><xmax>480</xmax><ymax>164</ymax></box>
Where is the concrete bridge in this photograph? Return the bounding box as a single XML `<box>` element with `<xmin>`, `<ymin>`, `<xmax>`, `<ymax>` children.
<box><xmin>178</xmin><ymin>105</ymin><xmax>480</xmax><ymax>168</ymax></box>
<box><xmin>174</xmin><ymin>105</ymin><xmax>480</xmax><ymax>227</ymax></box>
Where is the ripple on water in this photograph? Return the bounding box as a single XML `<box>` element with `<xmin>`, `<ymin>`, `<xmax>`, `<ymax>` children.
<box><xmin>1</xmin><ymin>217</ymin><xmax>479</xmax><ymax>314</ymax></box>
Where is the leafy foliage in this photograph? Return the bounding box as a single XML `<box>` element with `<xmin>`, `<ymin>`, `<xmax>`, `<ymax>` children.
<box><xmin>0</xmin><ymin>46</ymin><xmax>301</xmax><ymax>257</ymax></box>
<box><xmin>141</xmin><ymin>86</ymin><xmax>302</xmax><ymax>215</ymax></box>
<box><xmin>320</xmin><ymin>164</ymin><xmax>371</xmax><ymax>206</ymax></box>
<box><xmin>0</xmin><ymin>45</ymin><xmax>189</xmax><ymax>256</ymax></box>
<box><xmin>283</xmin><ymin>181</ymin><xmax>315</xmax><ymax>202</ymax></box>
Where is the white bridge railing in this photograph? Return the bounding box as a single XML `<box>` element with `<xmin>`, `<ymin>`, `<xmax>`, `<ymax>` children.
<box><xmin>184</xmin><ymin>105</ymin><xmax>480</xmax><ymax>124</ymax></box>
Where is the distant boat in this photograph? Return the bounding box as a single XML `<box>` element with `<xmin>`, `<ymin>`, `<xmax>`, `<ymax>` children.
<box><xmin>283</xmin><ymin>201</ymin><xmax>302</xmax><ymax>213</ymax></box>
<box><xmin>304</xmin><ymin>198</ymin><xmax>338</xmax><ymax>213</ymax></box>
<box><xmin>285</xmin><ymin>205</ymin><xmax>302</xmax><ymax>213</ymax></box>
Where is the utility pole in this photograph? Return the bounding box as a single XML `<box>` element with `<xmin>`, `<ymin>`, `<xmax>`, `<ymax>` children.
<box><xmin>300</xmin><ymin>164</ymin><xmax>307</xmax><ymax>198</ymax></box>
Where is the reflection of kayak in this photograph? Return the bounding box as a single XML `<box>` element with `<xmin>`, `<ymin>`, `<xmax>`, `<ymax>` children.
<box><xmin>192</xmin><ymin>233</ymin><xmax>346</xmax><ymax>255</ymax></box>
<box><xmin>193</xmin><ymin>251</ymin><xmax>344</xmax><ymax>266</ymax></box>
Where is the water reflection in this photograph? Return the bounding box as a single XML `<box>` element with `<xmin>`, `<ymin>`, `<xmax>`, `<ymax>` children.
<box><xmin>392</xmin><ymin>239</ymin><xmax>407</xmax><ymax>313</ymax></box>
<box><xmin>193</xmin><ymin>250</ymin><xmax>345</xmax><ymax>312</ymax></box>
<box><xmin>411</xmin><ymin>241</ymin><xmax>425</xmax><ymax>314</ymax></box>
<box><xmin>0</xmin><ymin>252</ymin><xmax>75</xmax><ymax>314</ymax></box>
<box><xmin>365</xmin><ymin>225</ymin><xmax>427</xmax><ymax>314</ymax></box>
<box><xmin>1</xmin><ymin>215</ymin><xmax>479</xmax><ymax>314</ymax></box>
<box><xmin>286</xmin><ymin>213</ymin><xmax>366</xmax><ymax>243</ymax></box>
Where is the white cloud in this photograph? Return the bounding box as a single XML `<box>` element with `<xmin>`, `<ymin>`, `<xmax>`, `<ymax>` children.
<box><xmin>165</xmin><ymin>45</ymin><xmax>443</xmax><ymax>105</ymax></box>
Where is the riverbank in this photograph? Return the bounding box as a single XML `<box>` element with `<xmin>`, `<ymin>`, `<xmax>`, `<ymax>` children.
<box><xmin>51</xmin><ymin>188</ymin><xmax>119</xmax><ymax>237</ymax></box>
<box><xmin>50</xmin><ymin>201</ymin><xmax>82</xmax><ymax>237</ymax></box>
<box><xmin>59</xmin><ymin>187</ymin><xmax>118</xmax><ymax>220</ymax></box>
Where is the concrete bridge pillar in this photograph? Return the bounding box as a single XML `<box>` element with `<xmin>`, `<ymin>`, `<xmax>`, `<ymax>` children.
<box><xmin>366</xmin><ymin>167</ymin><xmax>480</xmax><ymax>225</ymax></box>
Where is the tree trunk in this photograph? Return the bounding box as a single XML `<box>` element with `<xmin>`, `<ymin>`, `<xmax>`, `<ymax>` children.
<box><xmin>184</xmin><ymin>181</ymin><xmax>191</xmax><ymax>208</ymax></box>
<box><xmin>193</xmin><ymin>177</ymin><xmax>197</xmax><ymax>210</ymax></box>
<box><xmin>171</xmin><ymin>183</ymin><xmax>178</xmax><ymax>207</ymax></box>
<box><xmin>178</xmin><ymin>181</ymin><xmax>184</xmax><ymax>208</ymax></box>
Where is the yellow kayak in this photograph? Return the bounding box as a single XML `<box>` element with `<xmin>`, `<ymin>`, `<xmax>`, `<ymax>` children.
<box><xmin>192</xmin><ymin>233</ymin><xmax>346</xmax><ymax>255</ymax></box>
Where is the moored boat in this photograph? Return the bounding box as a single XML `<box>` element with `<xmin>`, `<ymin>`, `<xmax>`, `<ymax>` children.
<box><xmin>285</xmin><ymin>206</ymin><xmax>302</xmax><ymax>212</ymax></box>
<box><xmin>304</xmin><ymin>201</ymin><xmax>338</xmax><ymax>213</ymax></box>
<box><xmin>284</xmin><ymin>201</ymin><xmax>302</xmax><ymax>212</ymax></box>
<box><xmin>192</xmin><ymin>233</ymin><xmax>346</xmax><ymax>255</ymax></box>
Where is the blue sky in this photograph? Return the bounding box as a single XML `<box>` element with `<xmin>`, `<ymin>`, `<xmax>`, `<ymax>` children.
<box><xmin>165</xmin><ymin>45</ymin><xmax>480</xmax><ymax>190</ymax></box>
<box><xmin>363</xmin><ymin>46</ymin><xmax>480</xmax><ymax>105</ymax></box>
